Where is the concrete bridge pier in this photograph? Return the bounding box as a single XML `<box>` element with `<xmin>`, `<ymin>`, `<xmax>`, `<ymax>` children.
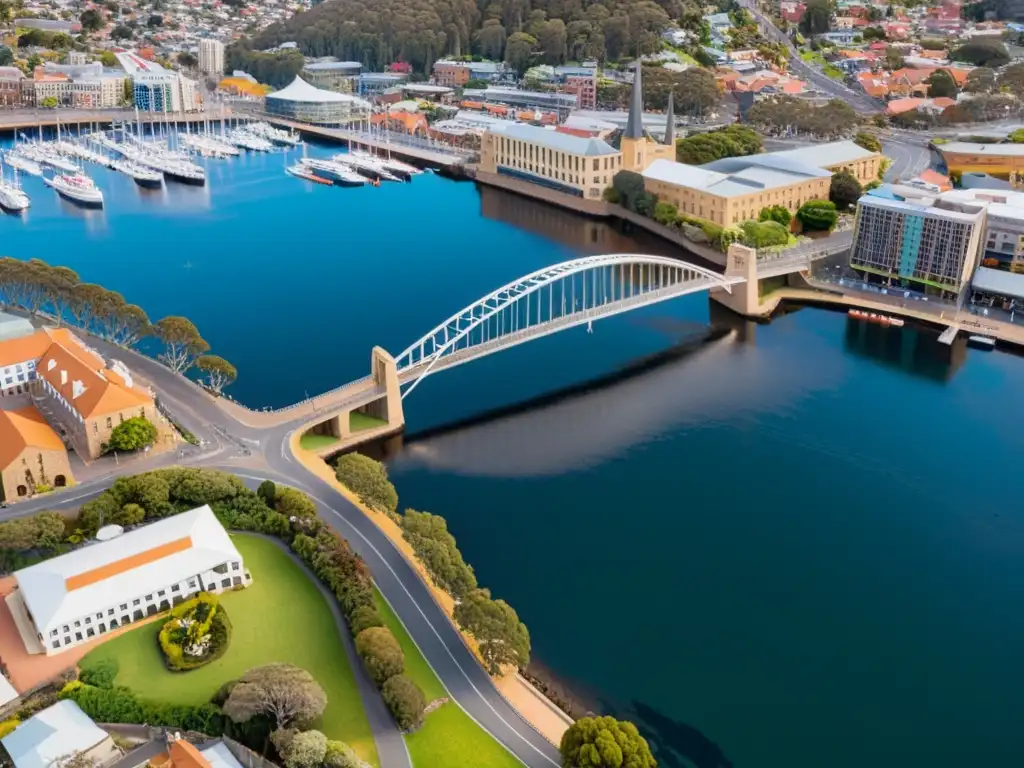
<box><xmin>711</xmin><ymin>244</ymin><xmax>764</xmax><ymax>317</ymax></box>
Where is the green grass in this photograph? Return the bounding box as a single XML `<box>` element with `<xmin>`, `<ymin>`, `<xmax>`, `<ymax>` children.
<box><xmin>372</xmin><ymin>589</ymin><xmax>521</xmax><ymax>768</ymax></box>
<box><xmin>80</xmin><ymin>536</ymin><xmax>378</xmax><ymax>767</ymax></box>
<box><xmin>300</xmin><ymin>433</ymin><xmax>341</xmax><ymax>450</ymax></box>
<box><xmin>350</xmin><ymin>412</ymin><xmax>388</xmax><ymax>432</ymax></box>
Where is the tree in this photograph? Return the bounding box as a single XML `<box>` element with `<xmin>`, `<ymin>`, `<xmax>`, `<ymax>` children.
<box><xmin>274</xmin><ymin>487</ymin><xmax>316</xmax><ymax>519</ymax></box>
<box><xmin>474</xmin><ymin>19</ymin><xmax>506</xmax><ymax>59</ymax></box>
<box><xmin>111</xmin><ymin>24</ymin><xmax>132</xmax><ymax>40</ymax></box>
<box><xmin>453</xmin><ymin>588</ymin><xmax>530</xmax><ymax>674</ymax></box>
<box><xmin>281</xmin><ymin>730</ymin><xmax>326</xmax><ymax>768</ymax></box>
<box><xmin>40</xmin><ymin>96</ymin><xmax>58</xmax><ymax>108</ymax></box>
<box><xmin>147</xmin><ymin>14</ymin><xmax>163</xmax><ymax>27</ymax></box>
<box><xmin>0</xmin><ymin>46</ymin><xmax>13</xmax><ymax>66</ymax></box>
<box><xmin>463</xmin><ymin>77</ymin><xmax>489</xmax><ymax>89</ymax></box>
<box><xmin>98</xmin><ymin>50</ymin><xmax>117</xmax><ymax>67</ymax></box>
<box><xmin>177</xmin><ymin>51</ymin><xmax>198</xmax><ymax>68</ymax></box>
<box><xmin>884</xmin><ymin>46</ymin><xmax>905</xmax><ymax>71</ymax></box>
<box><xmin>381</xmin><ymin>675</ymin><xmax>426</xmax><ymax>731</ymax></box>
<box><xmin>107</xmin><ymin>417</ymin><xmax>158</xmax><ymax>453</ymax></box>
<box><xmin>741</xmin><ymin>220</ymin><xmax>790</xmax><ymax>248</ymax></box>
<box><xmin>355</xmin><ymin>627</ymin><xmax>404</xmax><ymax>685</ymax></box>
<box><xmin>1010</xmin><ymin>129</ymin><xmax>1024</xmax><ymax>144</ymax></box>
<box><xmin>322</xmin><ymin>741</ymin><xmax>360</xmax><ymax>768</ymax></box>
<box><xmin>195</xmin><ymin>355</ymin><xmax>236</xmax><ymax>394</ymax></box>
<box><xmin>797</xmin><ymin>200</ymin><xmax>839</xmax><ymax>231</ymax></box>
<box><xmin>853</xmin><ymin>132</ymin><xmax>882</xmax><ymax>153</ymax></box>
<box><xmin>653</xmin><ymin>201</ymin><xmax>677</xmax><ymax>225</ymax></box>
<box><xmin>559</xmin><ymin>716</ymin><xmax>656</xmax><ymax>768</ymax></box>
<box><xmin>349</xmin><ymin>605</ymin><xmax>384</xmax><ymax>635</ymax></box>
<box><xmin>610</xmin><ymin>171</ymin><xmax>646</xmax><ymax>212</ymax></box>
<box><xmin>257</xmin><ymin>480</ymin><xmax>277</xmax><ymax>506</ymax></box>
<box><xmin>829</xmin><ymin>171</ymin><xmax>863</xmax><ymax>211</ymax></box>
<box><xmin>334</xmin><ymin>454</ymin><xmax>398</xmax><ymax>516</ymax></box>
<box><xmin>223</xmin><ymin>664</ymin><xmax>327</xmax><ymax>729</ymax></box>
<box><xmin>504</xmin><ymin>32</ymin><xmax>536</xmax><ymax>75</ymax></box>
<box><xmin>673</xmin><ymin>67</ymin><xmax>721</xmax><ymax>117</ymax></box>
<box><xmin>926</xmin><ymin>68</ymin><xmax>957</xmax><ymax>99</ymax></box>
<box><xmin>154</xmin><ymin>316</ymin><xmax>209</xmax><ymax>374</ymax></box>
<box><xmin>536</xmin><ymin>19</ymin><xmax>567</xmax><ymax>64</ymax></box>
<box><xmin>80</xmin><ymin>9</ymin><xmax>104</xmax><ymax>31</ymax></box>
<box><xmin>799</xmin><ymin>0</ymin><xmax>831</xmax><ymax>36</ymax></box>
<box><xmin>759</xmin><ymin>205</ymin><xmax>792</xmax><ymax>227</ymax></box>
<box><xmin>999</xmin><ymin>63</ymin><xmax>1024</xmax><ymax>98</ymax></box>
<box><xmin>950</xmin><ymin>39</ymin><xmax>1009</xmax><ymax>68</ymax></box>
<box><xmin>0</xmin><ymin>511</ymin><xmax>66</xmax><ymax>551</ymax></box>
<box><xmin>401</xmin><ymin>510</ymin><xmax>478</xmax><ymax>598</ymax></box>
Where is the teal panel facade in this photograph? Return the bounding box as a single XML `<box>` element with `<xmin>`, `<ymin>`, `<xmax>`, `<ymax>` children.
<box><xmin>898</xmin><ymin>213</ymin><xmax>923</xmax><ymax>279</ymax></box>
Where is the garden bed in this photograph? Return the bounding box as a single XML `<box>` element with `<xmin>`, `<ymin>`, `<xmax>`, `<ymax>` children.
<box><xmin>158</xmin><ymin>593</ymin><xmax>232</xmax><ymax>672</ymax></box>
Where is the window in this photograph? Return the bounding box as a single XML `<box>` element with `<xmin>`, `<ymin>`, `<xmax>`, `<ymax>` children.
<box><xmin>75</xmin><ymin>632</ymin><xmax>82</xmax><ymax>641</ymax></box>
<box><xmin>221</xmin><ymin>578</ymin><xmax>231</xmax><ymax>588</ymax></box>
<box><xmin>145</xmin><ymin>594</ymin><xmax>153</xmax><ymax>601</ymax></box>
<box><xmin>188</xmin><ymin>579</ymin><xmax>197</xmax><ymax>588</ymax></box>
<box><xmin>99</xmin><ymin>624</ymin><xmax>106</xmax><ymax>633</ymax></box>
<box><xmin>96</xmin><ymin>612</ymin><xmax>102</xmax><ymax>619</ymax></box>
<box><xmin>52</xmin><ymin>641</ymin><xmax>60</xmax><ymax>650</ymax></box>
<box><xmin>108</xmin><ymin>608</ymin><xmax>114</xmax><ymax>616</ymax></box>
<box><xmin>86</xmin><ymin>628</ymin><xmax>95</xmax><ymax>638</ymax></box>
<box><xmin>84</xmin><ymin>617</ymin><xmax>91</xmax><ymax>625</ymax></box>
<box><xmin>63</xmin><ymin>637</ymin><xmax>70</xmax><ymax>646</ymax></box>
<box><xmin>63</xmin><ymin>625</ymin><xmax>69</xmax><ymax>633</ymax></box>
<box><xmin>157</xmin><ymin>590</ymin><xmax>165</xmax><ymax>597</ymax></box>
<box><xmin>106</xmin><ymin>417</ymin><xmax>112</xmax><ymax>429</ymax></box>
<box><xmin>171</xmin><ymin>584</ymin><xmax>180</xmax><ymax>592</ymax></box>
<box><xmin>133</xmin><ymin>599</ymin><xmax>140</xmax><ymax>606</ymax></box>
<box><xmin>233</xmin><ymin>576</ymin><xmax>242</xmax><ymax>586</ymax></box>
<box><xmin>50</xmin><ymin>629</ymin><xmax>58</xmax><ymax>637</ymax></box>
<box><xmin>592</xmin><ymin>159</ymin><xmax>599</xmax><ymax>171</ymax></box>
<box><xmin>231</xmin><ymin>562</ymin><xmax>240</xmax><ymax>571</ymax></box>
<box><xmin>120</xmin><ymin>603</ymin><xmax>127</xmax><ymax>611</ymax></box>
<box><xmin>74</xmin><ymin>620</ymin><xmax>81</xmax><ymax>628</ymax></box>
<box><xmin>93</xmin><ymin>422</ymin><xmax>98</xmax><ymax>434</ymax></box>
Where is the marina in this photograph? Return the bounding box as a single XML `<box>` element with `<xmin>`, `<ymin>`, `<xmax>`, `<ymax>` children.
<box><xmin>0</xmin><ymin>117</ymin><xmax>428</xmax><ymax>217</ymax></box>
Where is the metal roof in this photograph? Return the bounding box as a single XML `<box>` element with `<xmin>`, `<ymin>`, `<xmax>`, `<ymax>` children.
<box><xmin>14</xmin><ymin>506</ymin><xmax>241</xmax><ymax>633</ymax></box>
<box><xmin>768</xmin><ymin>140</ymin><xmax>880</xmax><ymax>167</ymax></box>
<box><xmin>2</xmin><ymin>701</ymin><xmax>108</xmax><ymax>768</ymax></box>
<box><xmin>972</xmin><ymin>267</ymin><xmax>1024</xmax><ymax>300</ymax></box>
<box><xmin>303</xmin><ymin>61</ymin><xmax>362</xmax><ymax>71</ymax></box>
<box><xmin>941</xmin><ymin>142</ymin><xmax>1024</xmax><ymax>157</ymax></box>
<box><xmin>493</xmin><ymin>122</ymin><xmax>618</xmax><ymax>156</ymax></box>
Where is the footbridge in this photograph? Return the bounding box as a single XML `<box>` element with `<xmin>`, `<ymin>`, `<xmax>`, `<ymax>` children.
<box><xmin>263</xmin><ymin>244</ymin><xmax>834</xmax><ymax>454</ymax></box>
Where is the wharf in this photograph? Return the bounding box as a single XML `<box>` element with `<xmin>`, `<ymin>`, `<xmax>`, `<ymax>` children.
<box><xmin>938</xmin><ymin>326</ymin><xmax>958</xmax><ymax>345</ymax></box>
<box><xmin>0</xmin><ymin>108</ymin><xmax>233</xmax><ymax>131</ymax></box>
<box><xmin>242</xmin><ymin>111</ymin><xmax>470</xmax><ymax>167</ymax></box>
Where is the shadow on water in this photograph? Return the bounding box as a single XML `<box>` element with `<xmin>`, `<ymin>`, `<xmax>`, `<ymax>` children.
<box><xmin>622</xmin><ymin>700</ymin><xmax>734</xmax><ymax>768</ymax></box>
<box><xmin>842</xmin><ymin>317</ymin><xmax>966</xmax><ymax>383</ymax></box>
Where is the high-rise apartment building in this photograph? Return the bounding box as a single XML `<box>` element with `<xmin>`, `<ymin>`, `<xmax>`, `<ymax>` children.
<box><xmin>849</xmin><ymin>195</ymin><xmax>986</xmax><ymax>300</ymax></box>
<box><xmin>198</xmin><ymin>39</ymin><xmax>225</xmax><ymax>76</ymax></box>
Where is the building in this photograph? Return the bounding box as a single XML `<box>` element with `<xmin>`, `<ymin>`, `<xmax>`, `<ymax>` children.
<box><xmin>147</xmin><ymin>736</ymin><xmax>249</xmax><ymax>768</ymax></box>
<box><xmin>938</xmin><ymin>142</ymin><xmax>1024</xmax><ymax>179</ymax></box>
<box><xmin>198</xmin><ymin>39</ymin><xmax>225</xmax><ymax>76</ymax></box>
<box><xmin>66</xmin><ymin>51</ymin><xmax>88</xmax><ymax>66</ymax></box>
<box><xmin>463</xmin><ymin>87</ymin><xmax>577</xmax><ymax>119</ymax></box>
<box><xmin>433</xmin><ymin>60</ymin><xmax>471</xmax><ymax>87</ymax></box>
<box><xmin>1</xmin><ymin>701</ymin><xmax>119</xmax><ymax>768</ymax></box>
<box><xmin>8</xmin><ymin>505</ymin><xmax>251</xmax><ymax>655</ymax></box>
<box><xmin>849</xmin><ymin>194</ymin><xmax>986</xmax><ymax>299</ymax></box>
<box><xmin>0</xmin><ymin>311</ymin><xmax>33</xmax><ymax>342</ymax></box>
<box><xmin>31</xmin><ymin>329</ymin><xmax>165</xmax><ymax>461</ymax></box>
<box><xmin>302</xmin><ymin>61</ymin><xmax>362</xmax><ymax>93</ymax></box>
<box><xmin>358</xmin><ymin>72</ymin><xmax>408</xmax><ymax>95</ymax></box>
<box><xmin>562</xmin><ymin>73</ymin><xmax>596</xmax><ymax>111</ymax></box>
<box><xmin>116</xmin><ymin>52</ymin><xmax>201</xmax><ymax>113</ymax></box>
<box><xmin>0</xmin><ymin>66</ymin><xmax>24</xmax><ymax>106</ymax></box>
<box><xmin>265</xmin><ymin>76</ymin><xmax>371</xmax><ymax>125</ymax></box>
<box><xmin>480</xmin><ymin>123</ymin><xmax>622</xmax><ymax>200</ymax></box>
<box><xmin>16</xmin><ymin>18</ymin><xmax>77</xmax><ymax>33</ymax></box>
<box><xmin>0</xmin><ymin>407</ymin><xmax>74</xmax><ymax>502</ymax></box>
<box><xmin>0</xmin><ymin>328</ymin><xmax>52</xmax><ymax>396</ymax></box>
<box><xmin>757</xmin><ymin>141</ymin><xmax>884</xmax><ymax>186</ymax></box>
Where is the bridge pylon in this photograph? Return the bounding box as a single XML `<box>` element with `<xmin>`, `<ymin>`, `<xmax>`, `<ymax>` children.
<box><xmin>712</xmin><ymin>244</ymin><xmax>763</xmax><ymax>317</ymax></box>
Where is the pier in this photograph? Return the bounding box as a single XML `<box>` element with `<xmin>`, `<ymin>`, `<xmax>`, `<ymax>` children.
<box><xmin>0</xmin><ymin>108</ymin><xmax>236</xmax><ymax>132</ymax></box>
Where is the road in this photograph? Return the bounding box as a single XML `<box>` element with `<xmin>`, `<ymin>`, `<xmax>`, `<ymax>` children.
<box><xmin>881</xmin><ymin>135</ymin><xmax>937</xmax><ymax>182</ymax></box>
<box><xmin>734</xmin><ymin>0</ymin><xmax>883</xmax><ymax>114</ymax></box>
<box><xmin>2</xmin><ymin>333</ymin><xmax>562</xmax><ymax>768</ymax></box>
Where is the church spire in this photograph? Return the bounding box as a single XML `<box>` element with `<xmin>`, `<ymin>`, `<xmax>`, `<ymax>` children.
<box><xmin>624</xmin><ymin>62</ymin><xmax>644</xmax><ymax>140</ymax></box>
<box><xmin>664</xmin><ymin>90</ymin><xmax>675</xmax><ymax>146</ymax></box>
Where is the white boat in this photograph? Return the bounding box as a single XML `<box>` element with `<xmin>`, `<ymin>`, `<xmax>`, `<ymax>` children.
<box><xmin>5</xmin><ymin>151</ymin><xmax>43</xmax><ymax>177</ymax></box>
<box><xmin>247</xmin><ymin>121</ymin><xmax>301</xmax><ymax>146</ymax></box>
<box><xmin>349</xmin><ymin>149</ymin><xmax>422</xmax><ymax>179</ymax></box>
<box><xmin>0</xmin><ymin>164</ymin><xmax>29</xmax><ymax>213</ymax></box>
<box><xmin>180</xmin><ymin>134</ymin><xmax>240</xmax><ymax>158</ymax></box>
<box><xmin>41</xmin><ymin>152</ymin><xmax>81</xmax><ymax>174</ymax></box>
<box><xmin>228</xmin><ymin>129</ymin><xmax>274</xmax><ymax>152</ymax></box>
<box><xmin>112</xmin><ymin>158</ymin><xmax>163</xmax><ymax>188</ymax></box>
<box><xmin>330</xmin><ymin>153</ymin><xmax>400</xmax><ymax>182</ymax></box>
<box><xmin>301</xmin><ymin>158</ymin><xmax>367</xmax><ymax>187</ymax></box>
<box><xmin>44</xmin><ymin>173</ymin><xmax>104</xmax><ymax>207</ymax></box>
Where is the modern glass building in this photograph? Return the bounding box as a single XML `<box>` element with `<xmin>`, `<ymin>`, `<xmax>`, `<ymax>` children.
<box><xmin>265</xmin><ymin>76</ymin><xmax>371</xmax><ymax>125</ymax></box>
<box><xmin>302</xmin><ymin>61</ymin><xmax>361</xmax><ymax>93</ymax></box>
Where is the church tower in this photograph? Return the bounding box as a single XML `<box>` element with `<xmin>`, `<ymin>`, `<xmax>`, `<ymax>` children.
<box><xmin>620</xmin><ymin>63</ymin><xmax>677</xmax><ymax>173</ymax></box>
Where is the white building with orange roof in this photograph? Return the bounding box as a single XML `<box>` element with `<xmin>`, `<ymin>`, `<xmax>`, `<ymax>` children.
<box><xmin>0</xmin><ymin>407</ymin><xmax>74</xmax><ymax>502</ymax></box>
<box><xmin>9</xmin><ymin>506</ymin><xmax>251</xmax><ymax>655</ymax></box>
<box><xmin>0</xmin><ymin>327</ymin><xmax>53</xmax><ymax>397</ymax></box>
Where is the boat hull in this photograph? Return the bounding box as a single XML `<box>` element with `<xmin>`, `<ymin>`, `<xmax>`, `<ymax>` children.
<box><xmin>55</xmin><ymin>188</ymin><xmax>103</xmax><ymax>208</ymax></box>
<box><xmin>0</xmin><ymin>201</ymin><xmax>29</xmax><ymax>213</ymax></box>
<box><xmin>163</xmin><ymin>170</ymin><xmax>206</xmax><ymax>186</ymax></box>
<box><xmin>133</xmin><ymin>176</ymin><xmax>163</xmax><ymax>189</ymax></box>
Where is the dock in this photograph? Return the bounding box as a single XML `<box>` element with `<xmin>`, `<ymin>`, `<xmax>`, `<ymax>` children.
<box><xmin>238</xmin><ymin>110</ymin><xmax>472</xmax><ymax>168</ymax></box>
<box><xmin>937</xmin><ymin>326</ymin><xmax>958</xmax><ymax>345</ymax></box>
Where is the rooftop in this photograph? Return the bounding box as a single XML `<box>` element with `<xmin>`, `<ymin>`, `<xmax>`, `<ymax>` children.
<box><xmin>939</xmin><ymin>142</ymin><xmax>1024</xmax><ymax>157</ymax></box>
<box><xmin>858</xmin><ymin>193</ymin><xmax>985</xmax><ymax>224</ymax></box>
<box><xmin>644</xmin><ymin>157</ymin><xmax>823</xmax><ymax>197</ymax></box>
<box><xmin>14</xmin><ymin>505</ymin><xmax>241</xmax><ymax>633</ymax></box>
<box><xmin>972</xmin><ymin>266</ymin><xmax>1024</xmax><ymax>300</ymax></box>
<box><xmin>266</xmin><ymin>76</ymin><xmax>371</xmax><ymax>107</ymax></box>
<box><xmin>0</xmin><ymin>407</ymin><xmax>64</xmax><ymax>470</ymax></box>
<box><xmin>491</xmin><ymin>122</ymin><xmax>618</xmax><ymax>156</ymax></box>
<box><xmin>1</xmin><ymin>701</ymin><xmax>108</xmax><ymax>768</ymax></box>
<box><xmin>0</xmin><ymin>311</ymin><xmax>34</xmax><ymax>342</ymax></box>
<box><xmin>302</xmin><ymin>61</ymin><xmax>362</xmax><ymax>72</ymax></box>
<box><xmin>765</xmin><ymin>140</ymin><xmax>880</xmax><ymax>168</ymax></box>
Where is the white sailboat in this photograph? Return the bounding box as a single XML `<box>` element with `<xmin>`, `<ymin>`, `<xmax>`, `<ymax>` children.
<box><xmin>0</xmin><ymin>161</ymin><xmax>30</xmax><ymax>212</ymax></box>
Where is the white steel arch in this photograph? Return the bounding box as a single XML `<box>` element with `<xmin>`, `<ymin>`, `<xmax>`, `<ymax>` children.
<box><xmin>395</xmin><ymin>254</ymin><xmax>736</xmax><ymax>398</ymax></box>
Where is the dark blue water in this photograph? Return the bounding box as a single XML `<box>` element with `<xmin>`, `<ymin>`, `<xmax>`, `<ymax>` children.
<box><xmin>6</xmin><ymin>142</ymin><xmax>1024</xmax><ymax>768</ymax></box>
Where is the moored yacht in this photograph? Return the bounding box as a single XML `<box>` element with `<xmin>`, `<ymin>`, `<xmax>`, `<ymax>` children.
<box><xmin>348</xmin><ymin>149</ymin><xmax>422</xmax><ymax>180</ymax></box>
<box><xmin>44</xmin><ymin>172</ymin><xmax>104</xmax><ymax>208</ymax></box>
<box><xmin>0</xmin><ymin>164</ymin><xmax>29</xmax><ymax>213</ymax></box>
<box><xmin>330</xmin><ymin>153</ymin><xmax>399</xmax><ymax>182</ymax></box>
<box><xmin>112</xmin><ymin>158</ymin><xmax>163</xmax><ymax>188</ymax></box>
<box><xmin>301</xmin><ymin>158</ymin><xmax>367</xmax><ymax>187</ymax></box>
<box><xmin>5</xmin><ymin>151</ymin><xmax>43</xmax><ymax>177</ymax></box>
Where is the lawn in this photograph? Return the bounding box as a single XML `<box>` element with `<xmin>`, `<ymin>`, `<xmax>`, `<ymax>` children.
<box><xmin>80</xmin><ymin>536</ymin><xmax>378</xmax><ymax>767</ymax></box>
<box><xmin>350</xmin><ymin>412</ymin><xmax>387</xmax><ymax>432</ymax></box>
<box><xmin>299</xmin><ymin>433</ymin><xmax>341</xmax><ymax>450</ymax></box>
<box><xmin>373</xmin><ymin>590</ymin><xmax>521</xmax><ymax>768</ymax></box>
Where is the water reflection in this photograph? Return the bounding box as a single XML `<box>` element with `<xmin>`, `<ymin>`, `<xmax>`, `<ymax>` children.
<box><xmin>842</xmin><ymin>317</ymin><xmax>966</xmax><ymax>382</ymax></box>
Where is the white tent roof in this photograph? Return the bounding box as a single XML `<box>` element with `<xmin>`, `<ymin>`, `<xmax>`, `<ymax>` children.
<box><xmin>14</xmin><ymin>506</ymin><xmax>240</xmax><ymax>634</ymax></box>
<box><xmin>267</xmin><ymin>76</ymin><xmax>370</xmax><ymax>108</ymax></box>
<box><xmin>1</xmin><ymin>701</ymin><xmax>108</xmax><ymax>768</ymax></box>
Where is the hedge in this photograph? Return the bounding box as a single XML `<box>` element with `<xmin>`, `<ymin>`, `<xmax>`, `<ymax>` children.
<box><xmin>354</xmin><ymin>627</ymin><xmax>404</xmax><ymax>686</ymax></box>
<box><xmin>381</xmin><ymin>675</ymin><xmax>426</xmax><ymax>731</ymax></box>
<box><xmin>60</xmin><ymin>682</ymin><xmax>224</xmax><ymax>735</ymax></box>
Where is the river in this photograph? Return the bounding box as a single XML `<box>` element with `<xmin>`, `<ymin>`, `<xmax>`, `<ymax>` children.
<box><xmin>5</xmin><ymin>139</ymin><xmax>1024</xmax><ymax>768</ymax></box>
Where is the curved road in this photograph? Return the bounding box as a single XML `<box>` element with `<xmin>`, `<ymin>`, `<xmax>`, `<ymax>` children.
<box><xmin>2</xmin><ymin>334</ymin><xmax>562</xmax><ymax>768</ymax></box>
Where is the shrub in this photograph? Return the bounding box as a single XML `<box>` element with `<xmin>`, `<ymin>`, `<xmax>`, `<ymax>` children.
<box><xmin>349</xmin><ymin>605</ymin><xmax>384</xmax><ymax>635</ymax></box>
<box><xmin>652</xmin><ymin>200</ymin><xmax>678</xmax><ymax>225</ymax></box>
<box><xmin>758</xmin><ymin>205</ymin><xmax>792</xmax><ymax>227</ymax></box>
<box><xmin>0</xmin><ymin>719</ymin><xmax>19</xmax><ymax>738</ymax></box>
<box><xmin>740</xmin><ymin>220</ymin><xmax>790</xmax><ymax>248</ymax></box>
<box><xmin>158</xmin><ymin>593</ymin><xmax>231</xmax><ymax>671</ymax></box>
<box><xmin>381</xmin><ymin>675</ymin><xmax>427</xmax><ymax>731</ymax></box>
<box><xmin>62</xmin><ymin>683</ymin><xmax>223</xmax><ymax>735</ymax></box>
<box><xmin>119</xmin><ymin>503</ymin><xmax>145</xmax><ymax>526</ymax></box>
<box><xmin>560</xmin><ymin>716</ymin><xmax>656</xmax><ymax>768</ymax></box>
<box><xmin>274</xmin><ymin>487</ymin><xmax>317</xmax><ymax>519</ymax></box>
<box><xmin>400</xmin><ymin>510</ymin><xmax>477</xmax><ymax>599</ymax></box>
<box><xmin>257</xmin><ymin>480</ymin><xmax>276</xmax><ymax>505</ymax></box>
<box><xmin>107</xmin><ymin>416</ymin><xmax>158</xmax><ymax>452</ymax></box>
<box><xmin>829</xmin><ymin>170</ymin><xmax>863</xmax><ymax>211</ymax></box>
<box><xmin>322</xmin><ymin>740</ymin><xmax>361</xmax><ymax>768</ymax></box>
<box><xmin>853</xmin><ymin>131</ymin><xmax>882</xmax><ymax>153</ymax></box>
<box><xmin>355</xmin><ymin>627</ymin><xmax>404</xmax><ymax>686</ymax></box>
<box><xmin>79</xmin><ymin>658</ymin><xmax>119</xmax><ymax>689</ymax></box>
<box><xmin>282</xmin><ymin>730</ymin><xmax>327</xmax><ymax>768</ymax></box>
<box><xmin>796</xmin><ymin>200</ymin><xmax>838</xmax><ymax>231</ymax></box>
<box><xmin>334</xmin><ymin>454</ymin><xmax>398</xmax><ymax>517</ymax></box>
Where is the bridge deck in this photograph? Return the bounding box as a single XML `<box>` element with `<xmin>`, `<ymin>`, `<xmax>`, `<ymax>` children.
<box><xmin>218</xmin><ymin>376</ymin><xmax>385</xmax><ymax>428</ymax></box>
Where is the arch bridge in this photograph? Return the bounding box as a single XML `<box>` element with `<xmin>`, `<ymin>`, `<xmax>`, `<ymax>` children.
<box><xmin>394</xmin><ymin>254</ymin><xmax>739</xmax><ymax>398</ymax></box>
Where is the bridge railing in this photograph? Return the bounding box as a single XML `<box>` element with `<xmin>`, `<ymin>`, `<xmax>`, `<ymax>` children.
<box><xmin>219</xmin><ymin>374</ymin><xmax>376</xmax><ymax>416</ymax></box>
